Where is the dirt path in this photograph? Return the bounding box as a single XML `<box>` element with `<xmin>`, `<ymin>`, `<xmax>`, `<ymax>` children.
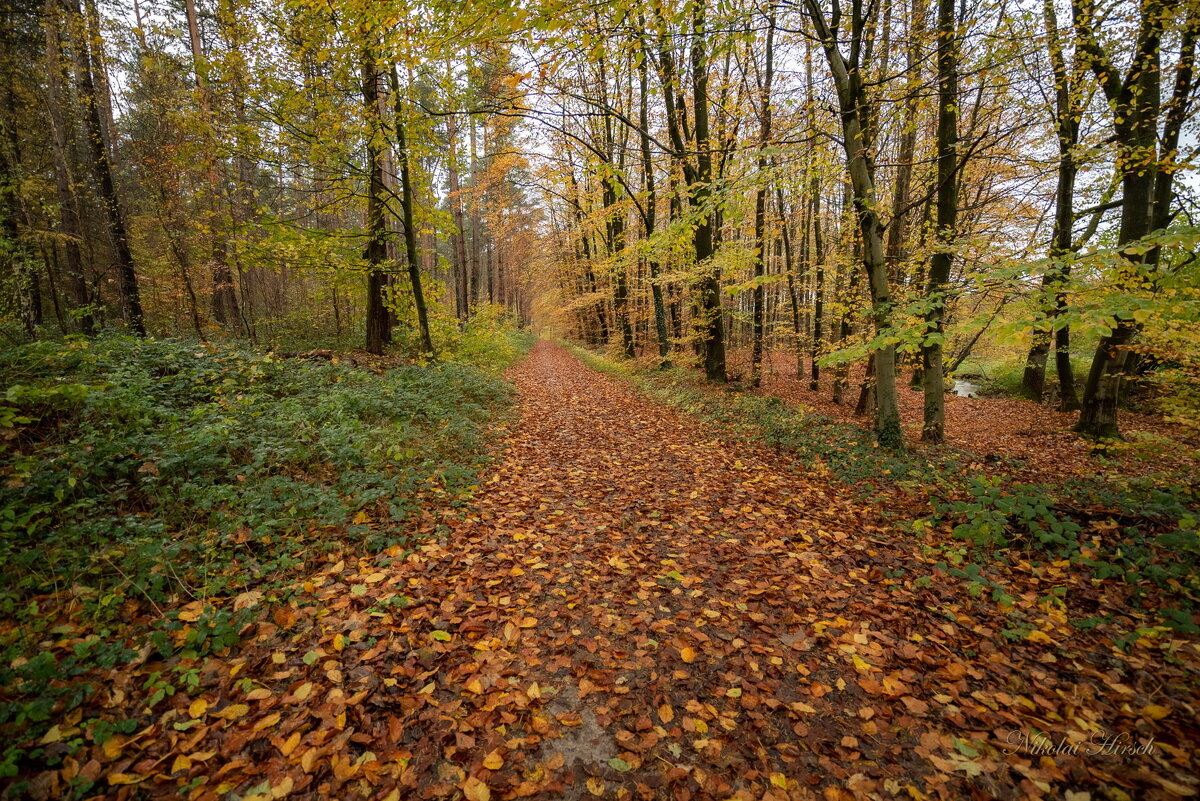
<box><xmin>70</xmin><ymin>342</ymin><xmax>1197</xmax><ymax>801</ymax></box>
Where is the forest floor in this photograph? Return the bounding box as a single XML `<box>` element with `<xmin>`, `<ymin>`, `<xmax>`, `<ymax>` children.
<box><xmin>732</xmin><ymin>350</ymin><xmax>1200</xmax><ymax>487</ymax></box>
<box><xmin>27</xmin><ymin>340</ymin><xmax>1199</xmax><ymax>801</ymax></box>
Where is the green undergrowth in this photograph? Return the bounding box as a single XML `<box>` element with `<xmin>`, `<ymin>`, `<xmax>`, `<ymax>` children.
<box><xmin>567</xmin><ymin>343</ymin><xmax>1199</xmax><ymax>636</ymax></box>
<box><xmin>0</xmin><ymin>328</ymin><xmax>531</xmax><ymax>775</ymax></box>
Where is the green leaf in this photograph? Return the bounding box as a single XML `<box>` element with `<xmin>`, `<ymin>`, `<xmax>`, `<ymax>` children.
<box><xmin>430</xmin><ymin>630</ymin><xmax>452</xmax><ymax>642</ymax></box>
<box><xmin>953</xmin><ymin>737</ymin><xmax>980</xmax><ymax>758</ymax></box>
<box><xmin>608</xmin><ymin>757</ymin><xmax>632</xmax><ymax>772</ymax></box>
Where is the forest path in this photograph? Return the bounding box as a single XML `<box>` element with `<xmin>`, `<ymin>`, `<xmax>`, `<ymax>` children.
<box><xmin>105</xmin><ymin>341</ymin><xmax>1194</xmax><ymax>801</ymax></box>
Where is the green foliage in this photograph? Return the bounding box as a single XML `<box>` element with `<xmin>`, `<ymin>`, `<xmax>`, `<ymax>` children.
<box><xmin>0</xmin><ymin>335</ymin><xmax>518</xmax><ymax>612</ymax></box>
<box><xmin>934</xmin><ymin>478</ymin><xmax>1082</xmax><ymax>553</ymax></box>
<box><xmin>440</xmin><ymin>305</ymin><xmax>536</xmax><ymax>372</ymax></box>
<box><xmin>0</xmin><ymin>329</ymin><xmax>530</xmax><ymax>770</ymax></box>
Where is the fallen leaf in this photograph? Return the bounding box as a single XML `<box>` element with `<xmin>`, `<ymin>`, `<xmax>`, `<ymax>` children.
<box><xmin>462</xmin><ymin>776</ymin><xmax>491</xmax><ymax>801</ymax></box>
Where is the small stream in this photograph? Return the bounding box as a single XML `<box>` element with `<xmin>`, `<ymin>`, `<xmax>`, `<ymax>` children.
<box><xmin>953</xmin><ymin>379</ymin><xmax>982</xmax><ymax>398</ymax></box>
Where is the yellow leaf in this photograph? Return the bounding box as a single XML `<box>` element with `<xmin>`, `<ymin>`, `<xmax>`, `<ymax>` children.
<box><xmin>171</xmin><ymin>754</ymin><xmax>192</xmax><ymax>774</ymax></box>
<box><xmin>333</xmin><ymin>633</ymin><xmax>346</xmax><ymax>651</ymax></box>
<box><xmin>851</xmin><ymin>654</ymin><xmax>873</xmax><ymax>672</ymax></box>
<box><xmin>463</xmin><ymin>776</ymin><xmax>491</xmax><ymax>801</ymax></box>
<box><xmin>189</xmin><ymin>698</ymin><xmax>208</xmax><ymax>718</ymax></box>
<box><xmin>770</xmin><ymin>773</ymin><xmax>789</xmax><ymax>789</ymax></box>
<box><xmin>1026</xmin><ymin>630</ymin><xmax>1053</xmax><ymax>644</ymax></box>
<box><xmin>483</xmin><ymin>750</ymin><xmax>504</xmax><ymax>770</ymax></box>
<box><xmin>254</xmin><ymin>712</ymin><xmax>282</xmax><ymax>732</ymax></box>
<box><xmin>294</xmin><ymin>683</ymin><xmax>314</xmax><ymax>701</ymax></box>
<box><xmin>465</xmin><ymin>679</ymin><xmax>484</xmax><ymax>694</ymax></box>
<box><xmin>365</xmin><ymin>572</ymin><xmax>386</xmax><ymax>583</ymax></box>
<box><xmin>38</xmin><ymin>725</ymin><xmax>62</xmax><ymax>745</ymax></box>
<box><xmin>216</xmin><ymin>703</ymin><xmax>249</xmax><ymax>720</ymax></box>
<box><xmin>272</xmin><ymin>775</ymin><xmax>295</xmax><ymax>798</ymax></box>
<box><xmin>726</xmin><ymin>687</ymin><xmax>742</xmax><ymax>698</ymax></box>
<box><xmin>102</xmin><ymin>735</ymin><xmax>125</xmax><ymax>759</ymax></box>
<box><xmin>518</xmin><ymin>616</ymin><xmax>537</xmax><ymax>628</ymax></box>
<box><xmin>108</xmin><ymin>773</ymin><xmax>149</xmax><ymax>786</ymax></box>
<box><xmin>680</xmin><ymin>646</ymin><xmax>696</xmax><ymax>663</ymax></box>
<box><xmin>586</xmin><ymin>777</ymin><xmax>606</xmax><ymax>796</ymax></box>
<box><xmin>281</xmin><ymin>731</ymin><xmax>302</xmax><ymax>757</ymax></box>
<box><xmin>247</xmin><ymin>688</ymin><xmax>273</xmax><ymax>701</ymax></box>
<box><xmin>1143</xmin><ymin>704</ymin><xmax>1171</xmax><ymax>720</ymax></box>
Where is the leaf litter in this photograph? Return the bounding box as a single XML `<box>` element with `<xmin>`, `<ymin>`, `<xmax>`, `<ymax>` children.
<box><xmin>8</xmin><ymin>340</ymin><xmax>1199</xmax><ymax>801</ymax></box>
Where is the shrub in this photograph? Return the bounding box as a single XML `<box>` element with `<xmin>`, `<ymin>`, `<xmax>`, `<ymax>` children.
<box><xmin>0</xmin><ymin>334</ymin><xmax>520</xmax><ymax>612</ymax></box>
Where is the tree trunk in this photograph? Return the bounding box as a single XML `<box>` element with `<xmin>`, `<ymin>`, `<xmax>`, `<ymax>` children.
<box><xmin>1022</xmin><ymin>0</ymin><xmax>1080</xmax><ymax>409</ymax></box>
<box><xmin>750</xmin><ymin>6</ymin><xmax>775</xmax><ymax>388</ymax></box>
<box><xmin>42</xmin><ymin>1</ymin><xmax>93</xmax><ymax>334</ymax></box>
<box><xmin>184</xmin><ymin>0</ymin><xmax>241</xmax><ymax>332</ymax></box>
<box><xmin>68</xmin><ymin>0</ymin><xmax>144</xmax><ymax>335</ymax></box>
<box><xmin>360</xmin><ymin>45</ymin><xmax>390</xmax><ymax>354</ymax></box>
<box><xmin>805</xmin><ymin>0</ymin><xmax>904</xmax><ymax>449</ymax></box>
<box><xmin>808</xmin><ymin>178</ymin><xmax>824</xmax><ymax>392</ymax></box>
<box><xmin>391</xmin><ymin>66</ymin><xmax>434</xmax><ymax>356</ymax></box>
<box><xmin>778</xmin><ymin>190</ymin><xmax>803</xmax><ymax>379</ymax></box>
<box><xmin>920</xmin><ymin>0</ymin><xmax>959</xmax><ymax>444</ymax></box>
<box><xmin>639</xmin><ymin>31</ymin><xmax>671</xmax><ymax>363</ymax></box>
<box><xmin>1073</xmin><ymin>0</ymin><xmax>1180</xmax><ymax>438</ymax></box>
<box><xmin>446</xmin><ymin>66</ymin><xmax>469</xmax><ymax>321</ymax></box>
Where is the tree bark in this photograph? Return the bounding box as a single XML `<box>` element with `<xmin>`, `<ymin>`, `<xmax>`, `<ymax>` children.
<box><xmin>392</xmin><ymin>66</ymin><xmax>434</xmax><ymax>356</ymax></box>
<box><xmin>804</xmin><ymin>0</ymin><xmax>904</xmax><ymax>449</ymax></box>
<box><xmin>920</xmin><ymin>0</ymin><xmax>959</xmax><ymax>444</ymax></box>
<box><xmin>184</xmin><ymin>0</ymin><xmax>241</xmax><ymax>332</ymax></box>
<box><xmin>690</xmin><ymin>1</ymin><xmax>725</xmax><ymax>381</ymax></box>
<box><xmin>42</xmin><ymin>0</ymin><xmax>93</xmax><ymax>334</ymax></box>
<box><xmin>1022</xmin><ymin>0</ymin><xmax>1080</xmax><ymax>410</ymax></box>
<box><xmin>1072</xmin><ymin>0</ymin><xmax>1183</xmax><ymax>438</ymax></box>
<box><xmin>808</xmin><ymin>176</ymin><xmax>824</xmax><ymax>392</ymax></box>
<box><xmin>360</xmin><ymin>45</ymin><xmax>391</xmax><ymax>354</ymax></box>
<box><xmin>750</xmin><ymin>5</ymin><xmax>775</xmax><ymax>387</ymax></box>
<box><xmin>67</xmin><ymin>0</ymin><xmax>144</xmax><ymax>335</ymax></box>
<box><xmin>639</xmin><ymin>30</ymin><xmax>671</xmax><ymax>363</ymax></box>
